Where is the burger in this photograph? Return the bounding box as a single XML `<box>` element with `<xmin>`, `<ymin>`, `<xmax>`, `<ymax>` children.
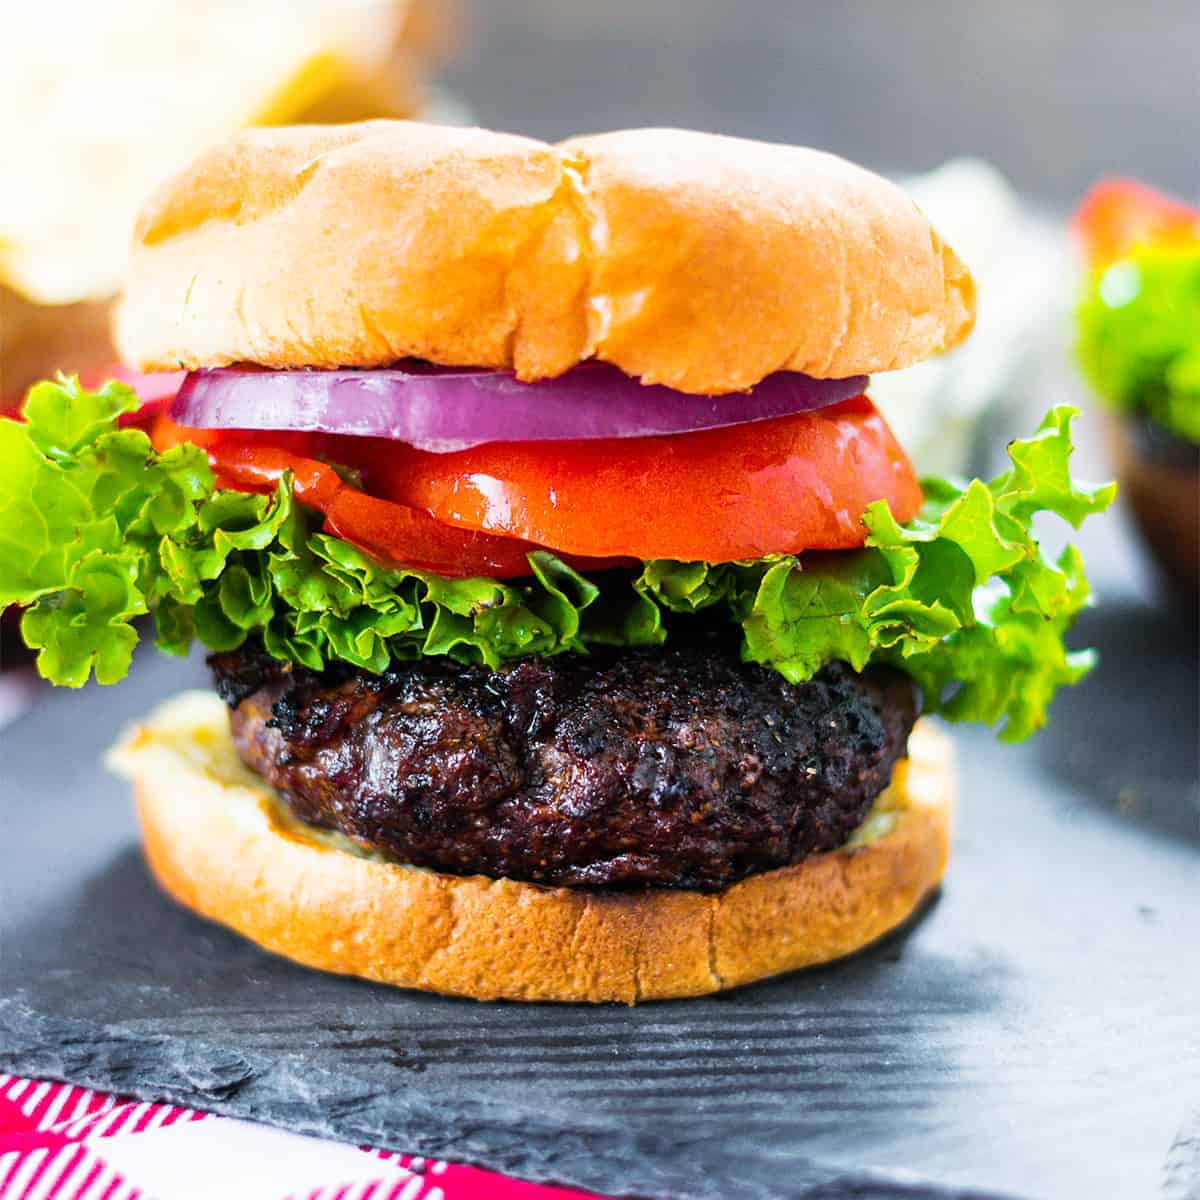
<box><xmin>0</xmin><ymin>122</ymin><xmax>1114</xmax><ymax>1002</ymax></box>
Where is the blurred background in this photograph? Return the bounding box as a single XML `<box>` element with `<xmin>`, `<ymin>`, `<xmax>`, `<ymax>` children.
<box><xmin>445</xmin><ymin>0</ymin><xmax>1200</xmax><ymax>205</ymax></box>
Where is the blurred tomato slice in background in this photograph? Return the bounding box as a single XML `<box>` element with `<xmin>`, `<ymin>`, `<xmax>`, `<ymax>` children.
<box><xmin>1073</xmin><ymin>177</ymin><xmax>1200</xmax><ymax>266</ymax></box>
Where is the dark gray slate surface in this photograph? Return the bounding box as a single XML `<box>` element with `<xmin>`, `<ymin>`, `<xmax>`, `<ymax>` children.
<box><xmin>1</xmin><ymin>403</ymin><xmax>1198</xmax><ymax>1199</ymax></box>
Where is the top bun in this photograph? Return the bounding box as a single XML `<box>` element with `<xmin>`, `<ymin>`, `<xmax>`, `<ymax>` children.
<box><xmin>117</xmin><ymin>121</ymin><xmax>976</xmax><ymax>395</ymax></box>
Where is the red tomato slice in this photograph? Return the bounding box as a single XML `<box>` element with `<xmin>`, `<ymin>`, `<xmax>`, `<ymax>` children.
<box><xmin>203</xmin><ymin>441</ymin><xmax>546</xmax><ymax>578</ymax></box>
<box><xmin>151</xmin><ymin>417</ymin><xmax>631</xmax><ymax>578</ymax></box>
<box><xmin>151</xmin><ymin>395</ymin><xmax>921</xmax><ymax>571</ymax></box>
<box><xmin>350</xmin><ymin>397</ymin><xmax>921</xmax><ymax>562</ymax></box>
<box><xmin>1073</xmin><ymin>178</ymin><xmax>1200</xmax><ymax>267</ymax></box>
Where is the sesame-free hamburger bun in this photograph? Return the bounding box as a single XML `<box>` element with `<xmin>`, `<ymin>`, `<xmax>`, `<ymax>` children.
<box><xmin>117</xmin><ymin>121</ymin><xmax>975</xmax><ymax>394</ymax></box>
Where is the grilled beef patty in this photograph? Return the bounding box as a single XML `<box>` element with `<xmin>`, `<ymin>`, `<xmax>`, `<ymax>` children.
<box><xmin>210</xmin><ymin>641</ymin><xmax>918</xmax><ymax>891</ymax></box>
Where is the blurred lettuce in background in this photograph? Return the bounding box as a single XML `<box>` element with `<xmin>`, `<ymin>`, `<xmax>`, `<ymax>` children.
<box><xmin>1077</xmin><ymin>245</ymin><xmax>1200</xmax><ymax>444</ymax></box>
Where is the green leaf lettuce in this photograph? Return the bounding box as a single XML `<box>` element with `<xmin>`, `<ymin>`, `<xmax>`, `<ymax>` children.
<box><xmin>1077</xmin><ymin>243</ymin><xmax>1200</xmax><ymax>443</ymax></box>
<box><xmin>2</xmin><ymin>377</ymin><xmax>1114</xmax><ymax>740</ymax></box>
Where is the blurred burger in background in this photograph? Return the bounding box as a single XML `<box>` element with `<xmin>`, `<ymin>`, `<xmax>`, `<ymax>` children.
<box><xmin>0</xmin><ymin>0</ymin><xmax>458</xmax><ymax>408</ymax></box>
<box><xmin>1073</xmin><ymin>179</ymin><xmax>1200</xmax><ymax>606</ymax></box>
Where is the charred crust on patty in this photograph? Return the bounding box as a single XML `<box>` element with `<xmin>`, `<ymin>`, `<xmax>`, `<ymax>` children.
<box><xmin>209</xmin><ymin>642</ymin><xmax>918</xmax><ymax>892</ymax></box>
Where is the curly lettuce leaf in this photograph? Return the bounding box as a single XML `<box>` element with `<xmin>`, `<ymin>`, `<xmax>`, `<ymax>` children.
<box><xmin>634</xmin><ymin>408</ymin><xmax>1113</xmax><ymax>740</ymax></box>
<box><xmin>2</xmin><ymin>378</ymin><xmax>1114</xmax><ymax>740</ymax></box>
<box><xmin>1077</xmin><ymin>243</ymin><xmax>1200</xmax><ymax>443</ymax></box>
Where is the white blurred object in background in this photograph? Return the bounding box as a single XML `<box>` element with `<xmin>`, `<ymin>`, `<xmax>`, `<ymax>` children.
<box><xmin>870</xmin><ymin>159</ymin><xmax>1067</xmax><ymax>476</ymax></box>
<box><xmin>0</xmin><ymin>1</ymin><xmax>438</xmax><ymax>306</ymax></box>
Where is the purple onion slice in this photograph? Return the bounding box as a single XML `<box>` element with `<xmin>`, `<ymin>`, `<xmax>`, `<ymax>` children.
<box><xmin>170</xmin><ymin>362</ymin><xmax>868</xmax><ymax>452</ymax></box>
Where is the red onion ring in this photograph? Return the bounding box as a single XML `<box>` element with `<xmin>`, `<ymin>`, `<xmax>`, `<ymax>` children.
<box><xmin>169</xmin><ymin>363</ymin><xmax>867</xmax><ymax>452</ymax></box>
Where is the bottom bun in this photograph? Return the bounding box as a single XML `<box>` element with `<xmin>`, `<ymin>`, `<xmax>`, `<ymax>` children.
<box><xmin>109</xmin><ymin>691</ymin><xmax>953</xmax><ymax>1003</ymax></box>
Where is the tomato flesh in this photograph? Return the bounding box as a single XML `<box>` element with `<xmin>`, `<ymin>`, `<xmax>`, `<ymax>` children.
<box><xmin>204</xmin><ymin>440</ymin><xmax>551</xmax><ymax>578</ymax></box>
<box><xmin>352</xmin><ymin>396</ymin><xmax>921</xmax><ymax>562</ymax></box>
<box><xmin>152</xmin><ymin>415</ymin><xmax>630</xmax><ymax>577</ymax></box>
<box><xmin>152</xmin><ymin>394</ymin><xmax>921</xmax><ymax>573</ymax></box>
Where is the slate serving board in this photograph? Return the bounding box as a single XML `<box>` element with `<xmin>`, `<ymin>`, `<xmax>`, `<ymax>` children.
<box><xmin>2</xmin><ymin>415</ymin><xmax>1199</xmax><ymax>1200</ymax></box>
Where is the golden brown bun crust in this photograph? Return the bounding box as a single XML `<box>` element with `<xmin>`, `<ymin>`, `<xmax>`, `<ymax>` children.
<box><xmin>117</xmin><ymin>121</ymin><xmax>975</xmax><ymax>395</ymax></box>
<box><xmin>109</xmin><ymin>693</ymin><xmax>953</xmax><ymax>1003</ymax></box>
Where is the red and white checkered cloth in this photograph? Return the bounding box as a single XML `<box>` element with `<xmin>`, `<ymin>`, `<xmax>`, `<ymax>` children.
<box><xmin>0</xmin><ymin>1076</ymin><xmax>597</xmax><ymax>1200</ymax></box>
